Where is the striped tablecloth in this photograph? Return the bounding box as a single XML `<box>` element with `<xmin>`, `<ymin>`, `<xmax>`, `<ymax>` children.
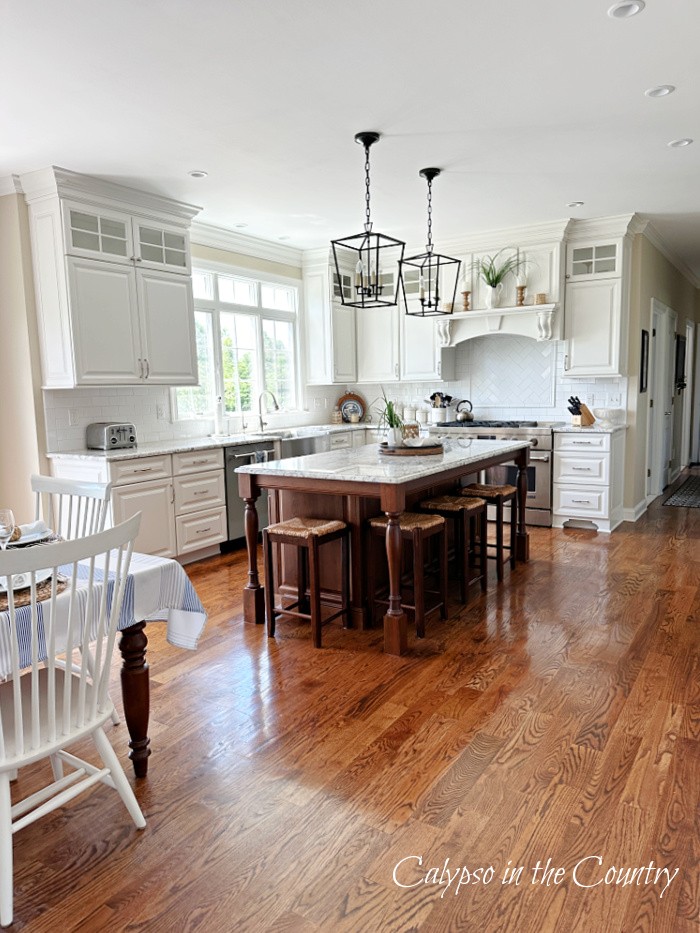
<box><xmin>0</xmin><ymin>551</ymin><xmax>207</xmax><ymax>679</ymax></box>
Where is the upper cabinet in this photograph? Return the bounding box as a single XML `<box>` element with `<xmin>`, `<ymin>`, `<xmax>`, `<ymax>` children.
<box><xmin>21</xmin><ymin>167</ymin><xmax>201</xmax><ymax>387</ymax></box>
<box><xmin>564</xmin><ymin>235</ymin><xmax>630</xmax><ymax>377</ymax></box>
<box><xmin>303</xmin><ymin>253</ymin><xmax>357</xmax><ymax>385</ymax></box>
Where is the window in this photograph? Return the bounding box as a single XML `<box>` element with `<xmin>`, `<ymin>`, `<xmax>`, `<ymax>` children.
<box><xmin>174</xmin><ymin>267</ymin><xmax>299</xmax><ymax>419</ymax></box>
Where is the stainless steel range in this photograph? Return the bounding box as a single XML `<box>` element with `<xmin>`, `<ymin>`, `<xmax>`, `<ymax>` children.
<box><xmin>429</xmin><ymin>420</ymin><xmax>563</xmax><ymax>526</ymax></box>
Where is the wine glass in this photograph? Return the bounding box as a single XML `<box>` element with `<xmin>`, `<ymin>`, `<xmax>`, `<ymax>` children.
<box><xmin>0</xmin><ymin>509</ymin><xmax>16</xmax><ymax>550</ymax></box>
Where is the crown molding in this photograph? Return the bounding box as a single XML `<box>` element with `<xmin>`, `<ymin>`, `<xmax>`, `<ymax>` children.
<box><xmin>564</xmin><ymin>213</ymin><xmax>640</xmax><ymax>241</ymax></box>
<box><xmin>639</xmin><ymin>219</ymin><xmax>700</xmax><ymax>289</ymax></box>
<box><xmin>191</xmin><ymin>221</ymin><xmax>303</xmax><ymax>267</ymax></box>
<box><xmin>437</xmin><ymin>218</ymin><xmax>574</xmax><ymax>254</ymax></box>
<box><xmin>20</xmin><ymin>166</ymin><xmax>201</xmax><ymax>223</ymax></box>
<box><xmin>0</xmin><ymin>174</ymin><xmax>22</xmax><ymax>196</ymax></box>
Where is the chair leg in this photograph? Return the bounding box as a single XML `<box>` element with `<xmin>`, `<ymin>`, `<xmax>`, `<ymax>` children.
<box><xmin>92</xmin><ymin>727</ymin><xmax>146</xmax><ymax>829</ymax></box>
<box><xmin>297</xmin><ymin>546</ymin><xmax>309</xmax><ymax>615</ymax></box>
<box><xmin>460</xmin><ymin>512</ymin><xmax>469</xmax><ymax>603</ymax></box>
<box><xmin>440</xmin><ymin>526</ymin><xmax>449</xmax><ymax>620</ymax></box>
<box><xmin>479</xmin><ymin>511</ymin><xmax>488</xmax><ymax>592</ymax></box>
<box><xmin>496</xmin><ymin>499</ymin><xmax>504</xmax><ymax>582</ymax></box>
<box><xmin>413</xmin><ymin>529</ymin><xmax>425</xmax><ymax>638</ymax></box>
<box><xmin>263</xmin><ymin>529</ymin><xmax>276</xmax><ymax>637</ymax></box>
<box><xmin>308</xmin><ymin>539</ymin><xmax>322</xmax><ymax>648</ymax></box>
<box><xmin>50</xmin><ymin>753</ymin><xmax>64</xmax><ymax>781</ymax></box>
<box><xmin>341</xmin><ymin>532</ymin><xmax>350</xmax><ymax>628</ymax></box>
<box><xmin>0</xmin><ymin>774</ymin><xmax>13</xmax><ymax>928</ymax></box>
<box><xmin>509</xmin><ymin>496</ymin><xmax>517</xmax><ymax>569</ymax></box>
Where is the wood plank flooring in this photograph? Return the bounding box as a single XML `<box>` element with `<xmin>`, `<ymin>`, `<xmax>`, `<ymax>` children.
<box><xmin>8</xmin><ymin>469</ymin><xmax>700</xmax><ymax>932</ymax></box>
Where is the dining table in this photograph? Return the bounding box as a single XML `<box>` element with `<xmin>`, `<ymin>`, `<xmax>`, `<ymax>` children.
<box><xmin>0</xmin><ymin>549</ymin><xmax>207</xmax><ymax>777</ymax></box>
<box><xmin>236</xmin><ymin>437</ymin><xmax>531</xmax><ymax>655</ymax></box>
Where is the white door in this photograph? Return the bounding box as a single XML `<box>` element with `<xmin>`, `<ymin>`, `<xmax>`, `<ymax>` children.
<box><xmin>647</xmin><ymin>300</ymin><xmax>676</xmax><ymax>495</ymax></box>
<box><xmin>133</xmin><ymin>220</ymin><xmax>190</xmax><ymax>274</ymax></box>
<box><xmin>137</xmin><ymin>269</ymin><xmax>198</xmax><ymax>384</ymax></box>
<box><xmin>62</xmin><ymin>202</ymin><xmax>133</xmax><ymax>265</ymax></box>
<box><xmin>400</xmin><ymin>313</ymin><xmax>440</xmax><ymax>381</ymax></box>
<box><xmin>331</xmin><ymin>303</ymin><xmax>356</xmax><ymax>382</ymax></box>
<box><xmin>356</xmin><ymin>305</ymin><xmax>399</xmax><ymax>383</ymax></box>
<box><xmin>111</xmin><ymin>479</ymin><xmax>177</xmax><ymax>558</ymax></box>
<box><xmin>564</xmin><ymin>279</ymin><xmax>622</xmax><ymax>376</ymax></box>
<box><xmin>67</xmin><ymin>257</ymin><xmax>142</xmax><ymax>384</ymax></box>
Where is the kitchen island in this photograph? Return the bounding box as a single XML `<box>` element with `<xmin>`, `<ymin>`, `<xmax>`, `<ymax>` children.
<box><xmin>236</xmin><ymin>438</ymin><xmax>531</xmax><ymax>655</ymax></box>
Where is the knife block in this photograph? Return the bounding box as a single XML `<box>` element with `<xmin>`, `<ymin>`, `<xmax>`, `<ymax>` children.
<box><xmin>579</xmin><ymin>404</ymin><xmax>596</xmax><ymax>426</ymax></box>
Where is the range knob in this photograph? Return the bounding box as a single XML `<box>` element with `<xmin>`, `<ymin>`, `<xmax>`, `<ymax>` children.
<box><xmin>530</xmin><ymin>437</ymin><xmax>538</xmax><ymax>447</ymax></box>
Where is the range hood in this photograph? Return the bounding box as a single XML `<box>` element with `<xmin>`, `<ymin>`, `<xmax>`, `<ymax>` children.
<box><xmin>436</xmin><ymin>303</ymin><xmax>559</xmax><ymax>348</ymax></box>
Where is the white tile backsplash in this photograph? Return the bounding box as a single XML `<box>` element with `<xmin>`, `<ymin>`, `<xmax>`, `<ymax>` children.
<box><xmin>44</xmin><ymin>383</ymin><xmax>342</xmax><ymax>452</ymax></box>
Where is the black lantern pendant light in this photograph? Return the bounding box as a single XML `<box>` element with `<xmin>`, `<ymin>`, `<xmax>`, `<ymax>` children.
<box><xmin>331</xmin><ymin>132</ymin><xmax>406</xmax><ymax>309</ymax></box>
<box><xmin>400</xmin><ymin>168</ymin><xmax>460</xmax><ymax>317</ymax></box>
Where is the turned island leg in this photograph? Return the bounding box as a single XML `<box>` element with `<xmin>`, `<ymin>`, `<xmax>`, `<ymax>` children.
<box><xmin>515</xmin><ymin>448</ymin><xmax>530</xmax><ymax>563</ymax></box>
<box><xmin>243</xmin><ymin>495</ymin><xmax>265</xmax><ymax>624</ymax></box>
<box><xmin>383</xmin><ymin>511</ymin><xmax>408</xmax><ymax>656</ymax></box>
<box><xmin>119</xmin><ymin>622</ymin><xmax>151</xmax><ymax>778</ymax></box>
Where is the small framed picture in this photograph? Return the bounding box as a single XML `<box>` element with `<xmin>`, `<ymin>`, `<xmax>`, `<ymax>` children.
<box><xmin>640</xmin><ymin>329</ymin><xmax>649</xmax><ymax>393</ymax></box>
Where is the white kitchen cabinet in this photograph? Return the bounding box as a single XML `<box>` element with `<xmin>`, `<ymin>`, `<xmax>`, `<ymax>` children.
<box><xmin>563</xmin><ymin>237</ymin><xmax>628</xmax><ymax>378</ymax></box>
<box><xmin>22</xmin><ymin>166</ymin><xmax>200</xmax><ymax>388</ymax></box>
<box><xmin>111</xmin><ymin>477</ymin><xmax>177</xmax><ymax>558</ymax></box>
<box><xmin>303</xmin><ymin>257</ymin><xmax>357</xmax><ymax>384</ymax></box>
<box><xmin>355</xmin><ymin>305</ymin><xmax>400</xmax><ymax>383</ymax></box>
<box><xmin>400</xmin><ymin>313</ymin><xmax>455</xmax><ymax>382</ymax></box>
<box><xmin>552</xmin><ymin>430</ymin><xmax>625</xmax><ymax>533</ymax></box>
<box><xmin>564</xmin><ymin>278</ymin><xmax>622</xmax><ymax>377</ymax></box>
<box><xmin>175</xmin><ymin>508</ymin><xmax>227</xmax><ymax>555</ymax></box>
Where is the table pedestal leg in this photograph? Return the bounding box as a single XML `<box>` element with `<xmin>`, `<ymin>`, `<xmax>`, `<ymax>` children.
<box><xmin>516</xmin><ymin>454</ymin><xmax>530</xmax><ymax>563</ymax></box>
<box><xmin>243</xmin><ymin>496</ymin><xmax>265</xmax><ymax>624</ymax></box>
<box><xmin>119</xmin><ymin>621</ymin><xmax>151</xmax><ymax>778</ymax></box>
<box><xmin>383</xmin><ymin>511</ymin><xmax>407</xmax><ymax>656</ymax></box>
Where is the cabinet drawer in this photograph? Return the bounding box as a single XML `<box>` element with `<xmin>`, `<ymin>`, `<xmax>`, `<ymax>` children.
<box><xmin>109</xmin><ymin>454</ymin><xmax>172</xmax><ymax>486</ymax></box>
<box><xmin>329</xmin><ymin>432</ymin><xmax>352</xmax><ymax>450</ymax></box>
<box><xmin>173</xmin><ymin>469</ymin><xmax>225</xmax><ymax>515</ymax></box>
<box><xmin>172</xmin><ymin>448</ymin><xmax>224</xmax><ymax>475</ymax></box>
<box><xmin>176</xmin><ymin>507</ymin><xmax>227</xmax><ymax>554</ymax></box>
<box><xmin>553</xmin><ymin>484</ymin><xmax>609</xmax><ymax>519</ymax></box>
<box><xmin>554</xmin><ymin>433</ymin><xmax>610</xmax><ymax>453</ymax></box>
<box><xmin>554</xmin><ymin>452</ymin><xmax>610</xmax><ymax>486</ymax></box>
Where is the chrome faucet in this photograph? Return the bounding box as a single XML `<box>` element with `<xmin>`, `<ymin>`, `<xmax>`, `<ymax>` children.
<box><xmin>257</xmin><ymin>390</ymin><xmax>279</xmax><ymax>432</ymax></box>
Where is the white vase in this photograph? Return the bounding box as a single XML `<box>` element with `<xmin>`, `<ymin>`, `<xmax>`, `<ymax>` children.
<box><xmin>485</xmin><ymin>284</ymin><xmax>502</xmax><ymax>309</ymax></box>
<box><xmin>387</xmin><ymin>426</ymin><xmax>403</xmax><ymax>447</ymax></box>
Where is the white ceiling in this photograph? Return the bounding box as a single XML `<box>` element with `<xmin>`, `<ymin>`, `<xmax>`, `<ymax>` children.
<box><xmin>3</xmin><ymin>0</ymin><xmax>700</xmax><ymax>277</ymax></box>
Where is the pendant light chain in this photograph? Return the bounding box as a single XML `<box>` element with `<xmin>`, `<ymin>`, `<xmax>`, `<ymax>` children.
<box><xmin>364</xmin><ymin>143</ymin><xmax>372</xmax><ymax>232</ymax></box>
<box><xmin>426</xmin><ymin>176</ymin><xmax>433</xmax><ymax>254</ymax></box>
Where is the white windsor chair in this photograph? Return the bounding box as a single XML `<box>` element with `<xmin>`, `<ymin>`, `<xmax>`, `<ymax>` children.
<box><xmin>0</xmin><ymin>514</ymin><xmax>146</xmax><ymax>927</ymax></box>
<box><xmin>31</xmin><ymin>474</ymin><xmax>112</xmax><ymax>540</ymax></box>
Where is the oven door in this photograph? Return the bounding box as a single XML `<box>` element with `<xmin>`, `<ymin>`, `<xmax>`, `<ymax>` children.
<box><xmin>483</xmin><ymin>452</ymin><xmax>552</xmax><ymax>524</ymax></box>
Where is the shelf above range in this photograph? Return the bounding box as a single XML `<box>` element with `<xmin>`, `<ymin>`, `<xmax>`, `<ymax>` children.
<box><xmin>436</xmin><ymin>303</ymin><xmax>559</xmax><ymax>347</ymax></box>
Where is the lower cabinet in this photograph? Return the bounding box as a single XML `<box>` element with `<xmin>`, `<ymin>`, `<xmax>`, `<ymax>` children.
<box><xmin>552</xmin><ymin>430</ymin><xmax>625</xmax><ymax>533</ymax></box>
<box><xmin>112</xmin><ymin>477</ymin><xmax>177</xmax><ymax>558</ymax></box>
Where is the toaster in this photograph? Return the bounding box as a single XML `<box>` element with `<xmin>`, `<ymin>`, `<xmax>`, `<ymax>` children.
<box><xmin>86</xmin><ymin>422</ymin><xmax>138</xmax><ymax>450</ymax></box>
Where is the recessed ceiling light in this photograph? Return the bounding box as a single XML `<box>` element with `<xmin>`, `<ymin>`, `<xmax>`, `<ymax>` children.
<box><xmin>607</xmin><ymin>1</ymin><xmax>645</xmax><ymax>18</ymax></box>
<box><xmin>567</xmin><ymin>201</ymin><xmax>585</xmax><ymax>208</ymax></box>
<box><xmin>645</xmin><ymin>85</ymin><xmax>676</xmax><ymax>98</ymax></box>
<box><xmin>234</xmin><ymin>223</ymin><xmax>248</xmax><ymax>229</ymax></box>
<box><xmin>667</xmin><ymin>138</ymin><xmax>694</xmax><ymax>148</ymax></box>
<box><xmin>188</xmin><ymin>170</ymin><xmax>208</xmax><ymax>178</ymax></box>
<box><xmin>278</xmin><ymin>235</ymin><xmax>291</xmax><ymax>241</ymax></box>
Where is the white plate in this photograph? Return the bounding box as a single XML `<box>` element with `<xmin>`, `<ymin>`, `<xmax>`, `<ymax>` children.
<box><xmin>402</xmin><ymin>437</ymin><xmax>443</xmax><ymax>448</ymax></box>
<box><xmin>7</xmin><ymin>529</ymin><xmax>53</xmax><ymax>547</ymax></box>
<box><xmin>0</xmin><ymin>568</ymin><xmax>52</xmax><ymax>593</ymax></box>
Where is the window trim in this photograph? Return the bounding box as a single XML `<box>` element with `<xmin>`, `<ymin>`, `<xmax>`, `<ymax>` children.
<box><xmin>172</xmin><ymin>260</ymin><xmax>302</xmax><ymax>421</ymax></box>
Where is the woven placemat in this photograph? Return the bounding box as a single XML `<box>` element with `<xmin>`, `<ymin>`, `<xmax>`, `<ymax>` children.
<box><xmin>0</xmin><ymin>576</ymin><xmax>68</xmax><ymax>611</ymax></box>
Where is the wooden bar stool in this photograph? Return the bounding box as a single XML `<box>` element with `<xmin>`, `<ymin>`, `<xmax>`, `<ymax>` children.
<box><xmin>461</xmin><ymin>483</ymin><xmax>517</xmax><ymax>582</ymax></box>
<box><xmin>263</xmin><ymin>517</ymin><xmax>350</xmax><ymax>648</ymax></box>
<box><xmin>367</xmin><ymin>512</ymin><xmax>448</xmax><ymax>638</ymax></box>
<box><xmin>418</xmin><ymin>495</ymin><xmax>488</xmax><ymax>602</ymax></box>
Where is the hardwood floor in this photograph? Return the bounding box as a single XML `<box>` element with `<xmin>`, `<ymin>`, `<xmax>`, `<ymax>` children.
<box><xmin>9</xmin><ymin>470</ymin><xmax>700</xmax><ymax>932</ymax></box>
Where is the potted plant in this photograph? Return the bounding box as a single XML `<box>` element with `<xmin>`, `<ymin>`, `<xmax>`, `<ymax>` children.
<box><xmin>472</xmin><ymin>249</ymin><xmax>525</xmax><ymax>309</ymax></box>
<box><xmin>374</xmin><ymin>387</ymin><xmax>404</xmax><ymax>446</ymax></box>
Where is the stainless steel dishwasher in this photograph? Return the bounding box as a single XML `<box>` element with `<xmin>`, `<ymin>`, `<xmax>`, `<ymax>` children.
<box><xmin>277</xmin><ymin>434</ymin><xmax>330</xmax><ymax>459</ymax></box>
<box><xmin>224</xmin><ymin>441</ymin><xmax>276</xmax><ymax>542</ymax></box>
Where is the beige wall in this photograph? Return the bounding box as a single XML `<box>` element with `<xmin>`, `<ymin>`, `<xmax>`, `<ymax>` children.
<box><xmin>625</xmin><ymin>234</ymin><xmax>698</xmax><ymax>511</ymax></box>
<box><xmin>191</xmin><ymin>243</ymin><xmax>302</xmax><ymax>280</ymax></box>
<box><xmin>0</xmin><ymin>194</ymin><xmax>47</xmax><ymax>522</ymax></box>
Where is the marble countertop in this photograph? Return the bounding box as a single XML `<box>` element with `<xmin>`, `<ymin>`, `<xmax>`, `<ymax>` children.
<box><xmin>46</xmin><ymin>422</ymin><xmax>372</xmax><ymax>461</ymax></box>
<box><xmin>553</xmin><ymin>424</ymin><xmax>627</xmax><ymax>434</ymax></box>
<box><xmin>235</xmin><ymin>438</ymin><xmax>529</xmax><ymax>485</ymax></box>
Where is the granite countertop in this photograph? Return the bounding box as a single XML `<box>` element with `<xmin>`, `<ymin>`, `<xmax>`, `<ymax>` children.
<box><xmin>46</xmin><ymin>422</ymin><xmax>373</xmax><ymax>461</ymax></box>
<box><xmin>553</xmin><ymin>424</ymin><xmax>627</xmax><ymax>434</ymax></box>
<box><xmin>235</xmin><ymin>438</ymin><xmax>529</xmax><ymax>485</ymax></box>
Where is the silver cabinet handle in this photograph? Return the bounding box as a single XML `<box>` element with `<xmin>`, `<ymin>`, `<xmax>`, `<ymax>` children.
<box><xmin>195</xmin><ymin>527</ymin><xmax>212</xmax><ymax>534</ymax></box>
<box><xmin>144</xmin><ymin>358</ymin><xmax>150</xmax><ymax>379</ymax></box>
<box><xmin>564</xmin><ymin>354</ymin><xmax>569</xmax><ymax>371</ymax></box>
<box><xmin>437</xmin><ymin>360</ymin><xmax>442</xmax><ymax>376</ymax></box>
<box><xmin>193</xmin><ymin>490</ymin><xmax>208</xmax><ymax>496</ymax></box>
<box><xmin>191</xmin><ymin>458</ymin><xmax>210</xmax><ymax>464</ymax></box>
<box><xmin>132</xmin><ymin>467</ymin><xmax>153</xmax><ymax>473</ymax></box>
<box><xmin>571</xmin><ymin>440</ymin><xmax>593</xmax><ymax>445</ymax></box>
<box><xmin>394</xmin><ymin>362</ymin><xmax>399</xmax><ymax>377</ymax></box>
<box><xmin>530</xmin><ymin>454</ymin><xmax>550</xmax><ymax>462</ymax></box>
<box><xmin>572</xmin><ymin>466</ymin><xmax>592</xmax><ymax>471</ymax></box>
<box><xmin>138</xmin><ymin>358</ymin><xmax>144</xmax><ymax>379</ymax></box>
<box><xmin>572</xmin><ymin>498</ymin><xmax>592</xmax><ymax>504</ymax></box>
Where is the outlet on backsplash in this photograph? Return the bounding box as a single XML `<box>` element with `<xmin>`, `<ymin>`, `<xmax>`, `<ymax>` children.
<box><xmin>156</xmin><ymin>403</ymin><xmax>166</xmax><ymax>421</ymax></box>
<box><xmin>68</xmin><ymin>409</ymin><xmax>78</xmax><ymax>427</ymax></box>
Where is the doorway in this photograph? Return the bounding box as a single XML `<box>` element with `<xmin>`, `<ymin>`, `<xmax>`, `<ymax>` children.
<box><xmin>646</xmin><ymin>299</ymin><xmax>676</xmax><ymax>498</ymax></box>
